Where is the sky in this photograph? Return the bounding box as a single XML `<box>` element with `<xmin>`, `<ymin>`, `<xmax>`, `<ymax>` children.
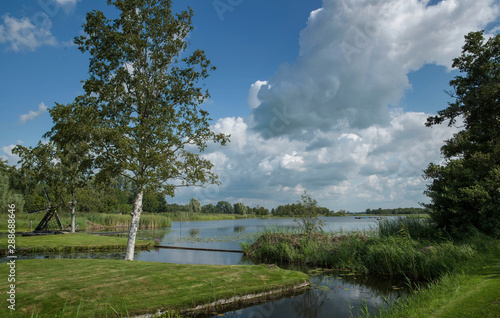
<box><xmin>1</xmin><ymin>0</ymin><xmax>500</xmax><ymax>212</ymax></box>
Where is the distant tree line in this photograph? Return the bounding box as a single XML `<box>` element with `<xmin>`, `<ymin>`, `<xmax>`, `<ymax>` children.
<box><xmin>364</xmin><ymin>207</ymin><xmax>430</xmax><ymax>215</ymax></box>
<box><xmin>271</xmin><ymin>202</ymin><xmax>346</xmax><ymax>217</ymax></box>
<box><xmin>1</xmin><ymin>163</ymin><xmax>272</xmax><ymax>216</ymax></box>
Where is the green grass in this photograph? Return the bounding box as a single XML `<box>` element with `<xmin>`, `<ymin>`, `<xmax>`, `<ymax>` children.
<box><xmin>0</xmin><ymin>259</ymin><xmax>310</xmax><ymax>317</ymax></box>
<box><xmin>367</xmin><ymin>243</ymin><xmax>500</xmax><ymax>318</ymax></box>
<box><xmin>1</xmin><ymin>233</ymin><xmax>154</xmax><ymax>254</ymax></box>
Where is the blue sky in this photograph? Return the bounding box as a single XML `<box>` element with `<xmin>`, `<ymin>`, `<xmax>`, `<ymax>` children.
<box><xmin>1</xmin><ymin>0</ymin><xmax>499</xmax><ymax>211</ymax></box>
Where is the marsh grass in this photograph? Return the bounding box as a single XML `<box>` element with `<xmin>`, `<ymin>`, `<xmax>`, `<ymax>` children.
<box><xmin>86</xmin><ymin>213</ymin><xmax>171</xmax><ymax>228</ymax></box>
<box><xmin>243</xmin><ymin>222</ymin><xmax>497</xmax><ymax>281</ymax></box>
<box><xmin>378</xmin><ymin>217</ymin><xmax>449</xmax><ymax>242</ymax></box>
<box><xmin>364</xmin><ymin>242</ymin><xmax>500</xmax><ymax>318</ymax></box>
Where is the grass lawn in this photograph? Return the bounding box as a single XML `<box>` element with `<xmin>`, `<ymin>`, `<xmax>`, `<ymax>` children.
<box><xmin>371</xmin><ymin>244</ymin><xmax>500</xmax><ymax>318</ymax></box>
<box><xmin>2</xmin><ymin>233</ymin><xmax>154</xmax><ymax>254</ymax></box>
<box><xmin>0</xmin><ymin>259</ymin><xmax>310</xmax><ymax>317</ymax></box>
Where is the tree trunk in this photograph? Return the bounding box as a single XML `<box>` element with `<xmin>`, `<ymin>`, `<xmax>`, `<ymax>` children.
<box><xmin>70</xmin><ymin>199</ymin><xmax>76</xmax><ymax>233</ymax></box>
<box><xmin>125</xmin><ymin>189</ymin><xmax>144</xmax><ymax>261</ymax></box>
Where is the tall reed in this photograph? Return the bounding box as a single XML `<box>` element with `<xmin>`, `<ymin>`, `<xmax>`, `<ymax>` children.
<box><xmin>242</xmin><ymin>225</ymin><xmax>495</xmax><ymax>281</ymax></box>
<box><xmin>86</xmin><ymin>213</ymin><xmax>171</xmax><ymax>228</ymax></box>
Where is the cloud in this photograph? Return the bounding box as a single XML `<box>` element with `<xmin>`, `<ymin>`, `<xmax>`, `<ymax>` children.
<box><xmin>247</xmin><ymin>80</ymin><xmax>269</xmax><ymax>109</ymax></box>
<box><xmin>173</xmin><ymin>0</ymin><xmax>498</xmax><ymax>211</ymax></box>
<box><xmin>0</xmin><ymin>14</ymin><xmax>57</xmax><ymax>51</ymax></box>
<box><xmin>19</xmin><ymin>102</ymin><xmax>48</xmax><ymax>124</ymax></box>
<box><xmin>54</xmin><ymin>0</ymin><xmax>80</xmax><ymax>13</ymax></box>
<box><xmin>54</xmin><ymin>0</ymin><xmax>79</xmax><ymax>4</ymax></box>
<box><xmin>1</xmin><ymin>145</ymin><xmax>20</xmax><ymax>166</ymax></box>
<box><xmin>174</xmin><ymin>111</ymin><xmax>459</xmax><ymax>210</ymax></box>
<box><xmin>250</xmin><ymin>0</ymin><xmax>499</xmax><ymax>138</ymax></box>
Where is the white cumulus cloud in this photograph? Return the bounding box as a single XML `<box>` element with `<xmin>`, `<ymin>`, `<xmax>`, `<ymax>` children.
<box><xmin>250</xmin><ymin>0</ymin><xmax>499</xmax><ymax>137</ymax></box>
<box><xmin>0</xmin><ymin>14</ymin><xmax>57</xmax><ymax>51</ymax></box>
<box><xmin>19</xmin><ymin>102</ymin><xmax>48</xmax><ymax>124</ymax></box>
<box><xmin>175</xmin><ymin>0</ymin><xmax>497</xmax><ymax>211</ymax></box>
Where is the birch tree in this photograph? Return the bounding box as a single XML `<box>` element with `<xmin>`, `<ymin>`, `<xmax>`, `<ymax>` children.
<box><xmin>66</xmin><ymin>0</ymin><xmax>229</xmax><ymax>260</ymax></box>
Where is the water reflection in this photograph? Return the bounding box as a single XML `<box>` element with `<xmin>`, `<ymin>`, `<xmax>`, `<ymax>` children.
<box><xmin>189</xmin><ymin>228</ymin><xmax>200</xmax><ymax>237</ymax></box>
<box><xmin>213</xmin><ymin>272</ymin><xmax>402</xmax><ymax>318</ymax></box>
<box><xmin>234</xmin><ymin>226</ymin><xmax>246</xmax><ymax>233</ymax></box>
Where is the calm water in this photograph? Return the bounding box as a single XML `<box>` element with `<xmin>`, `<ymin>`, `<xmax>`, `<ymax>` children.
<box><xmin>7</xmin><ymin>216</ymin><xmax>405</xmax><ymax>317</ymax></box>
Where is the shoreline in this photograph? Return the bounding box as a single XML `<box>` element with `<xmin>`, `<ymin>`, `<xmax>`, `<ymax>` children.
<box><xmin>0</xmin><ymin>258</ymin><xmax>310</xmax><ymax>317</ymax></box>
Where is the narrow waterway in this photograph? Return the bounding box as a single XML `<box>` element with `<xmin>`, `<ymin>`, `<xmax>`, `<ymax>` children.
<box><xmin>7</xmin><ymin>216</ymin><xmax>406</xmax><ymax>317</ymax></box>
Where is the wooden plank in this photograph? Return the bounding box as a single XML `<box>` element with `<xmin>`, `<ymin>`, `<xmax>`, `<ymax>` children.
<box><xmin>154</xmin><ymin>245</ymin><xmax>244</xmax><ymax>254</ymax></box>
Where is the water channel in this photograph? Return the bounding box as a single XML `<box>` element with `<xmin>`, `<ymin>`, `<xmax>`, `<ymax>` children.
<box><xmin>7</xmin><ymin>216</ymin><xmax>407</xmax><ymax>317</ymax></box>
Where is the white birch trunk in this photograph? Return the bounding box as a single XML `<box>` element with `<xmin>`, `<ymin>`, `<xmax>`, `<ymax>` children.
<box><xmin>125</xmin><ymin>189</ymin><xmax>144</xmax><ymax>260</ymax></box>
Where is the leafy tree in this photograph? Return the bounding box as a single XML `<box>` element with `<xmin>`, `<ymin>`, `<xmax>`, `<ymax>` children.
<box><xmin>233</xmin><ymin>202</ymin><xmax>247</xmax><ymax>215</ymax></box>
<box><xmin>0</xmin><ymin>162</ymin><xmax>25</xmax><ymax>214</ymax></box>
<box><xmin>201</xmin><ymin>203</ymin><xmax>217</xmax><ymax>214</ymax></box>
<box><xmin>294</xmin><ymin>191</ymin><xmax>323</xmax><ymax>236</ymax></box>
<box><xmin>142</xmin><ymin>192</ymin><xmax>159</xmax><ymax>213</ymax></box>
<box><xmin>62</xmin><ymin>0</ymin><xmax>229</xmax><ymax>259</ymax></box>
<box><xmin>424</xmin><ymin>31</ymin><xmax>500</xmax><ymax>237</ymax></box>
<box><xmin>253</xmin><ymin>206</ymin><xmax>269</xmax><ymax>216</ymax></box>
<box><xmin>188</xmin><ymin>198</ymin><xmax>201</xmax><ymax>213</ymax></box>
<box><xmin>13</xmin><ymin>141</ymin><xmax>91</xmax><ymax>232</ymax></box>
<box><xmin>216</xmin><ymin>201</ymin><xmax>233</xmax><ymax>214</ymax></box>
<box><xmin>157</xmin><ymin>194</ymin><xmax>167</xmax><ymax>212</ymax></box>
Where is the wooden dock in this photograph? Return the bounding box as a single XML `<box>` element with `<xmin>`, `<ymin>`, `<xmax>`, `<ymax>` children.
<box><xmin>154</xmin><ymin>245</ymin><xmax>244</xmax><ymax>254</ymax></box>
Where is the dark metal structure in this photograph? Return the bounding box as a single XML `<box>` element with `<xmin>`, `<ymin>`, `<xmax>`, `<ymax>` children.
<box><xmin>24</xmin><ymin>188</ymin><xmax>65</xmax><ymax>235</ymax></box>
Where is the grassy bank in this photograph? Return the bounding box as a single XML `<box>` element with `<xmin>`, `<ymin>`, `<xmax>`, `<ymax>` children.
<box><xmin>0</xmin><ymin>259</ymin><xmax>309</xmax><ymax>317</ymax></box>
<box><xmin>242</xmin><ymin>219</ymin><xmax>498</xmax><ymax>281</ymax></box>
<box><xmin>1</xmin><ymin>233</ymin><xmax>154</xmax><ymax>255</ymax></box>
<box><xmin>366</xmin><ymin>244</ymin><xmax>500</xmax><ymax>318</ymax></box>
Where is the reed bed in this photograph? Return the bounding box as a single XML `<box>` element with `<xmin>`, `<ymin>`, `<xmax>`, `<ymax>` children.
<box><xmin>242</xmin><ymin>219</ymin><xmax>497</xmax><ymax>281</ymax></box>
<box><xmin>86</xmin><ymin>213</ymin><xmax>171</xmax><ymax>228</ymax></box>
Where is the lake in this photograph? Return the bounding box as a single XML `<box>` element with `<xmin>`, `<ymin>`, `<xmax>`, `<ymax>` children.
<box><xmin>9</xmin><ymin>216</ymin><xmax>405</xmax><ymax>317</ymax></box>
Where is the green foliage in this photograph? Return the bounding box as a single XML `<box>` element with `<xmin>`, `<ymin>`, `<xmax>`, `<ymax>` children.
<box><xmin>365</xmin><ymin>207</ymin><xmax>430</xmax><ymax>215</ymax></box>
<box><xmin>216</xmin><ymin>200</ymin><xmax>233</xmax><ymax>214</ymax></box>
<box><xmin>0</xmin><ymin>169</ymin><xmax>24</xmax><ymax>214</ymax></box>
<box><xmin>66</xmin><ymin>0</ymin><xmax>229</xmax><ymax>197</ymax></box>
<box><xmin>188</xmin><ymin>198</ymin><xmax>201</xmax><ymax>213</ymax></box>
<box><xmin>424</xmin><ymin>31</ymin><xmax>500</xmax><ymax>237</ymax></box>
<box><xmin>293</xmin><ymin>191</ymin><xmax>324</xmax><ymax>236</ymax></box>
<box><xmin>52</xmin><ymin>0</ymin><xmax>229</xmax><ymax>258</ymax></box>
<box><xmin>243</xmin><ymin>227</ymin><xmax>497</xmax><ymax>281</ymax></box>
<box><xmin>233</xmin><ymin>202</ymin><xmax>247</xmax><ymax>215</ymax></box>
<box><xmin>249</xmin><ymin>205</ymin><xmax>270</xmax><ymax>216</ymax></box>
<box><xmin>201</xmin><ymin>203</ymin><xmax>218</xmax><ymax>214</ymax></box>
<box><xmin>378</xmin><ymin>217</ymin><xmax>449</xmax><ymax>242</ymax></box>
<box><xmin>273</xmin><ymin>201</ymin><xmax>335</xmax><ymax>217</ymax></box>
